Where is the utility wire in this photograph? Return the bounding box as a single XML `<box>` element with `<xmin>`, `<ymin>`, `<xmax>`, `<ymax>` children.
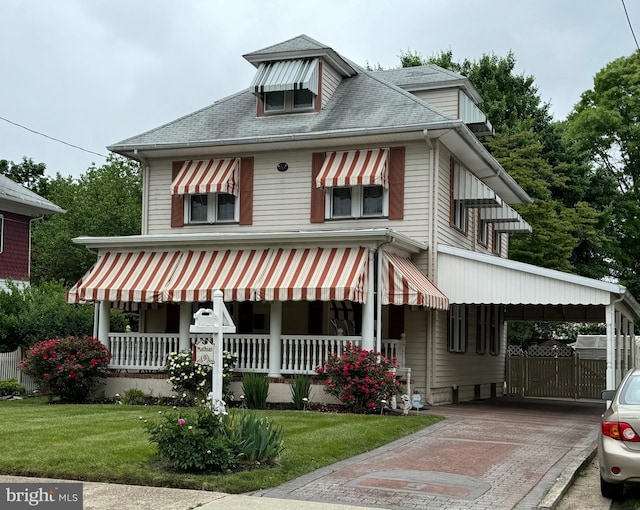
<box><xmin>622</xmin><ymin>0</ymin><xmax>640</xmax><ymax>51</ymax></box>
<box><xmin>0</xmin><ymin>114</ymin><xmax>108</xmax><ymax>159</ymax></box>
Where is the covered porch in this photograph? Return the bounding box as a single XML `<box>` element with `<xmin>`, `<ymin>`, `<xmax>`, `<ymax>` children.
<box><xmin>67</xmin><ymin>229</ymin><xmax>449</xmax><ymax>388</ymax></box>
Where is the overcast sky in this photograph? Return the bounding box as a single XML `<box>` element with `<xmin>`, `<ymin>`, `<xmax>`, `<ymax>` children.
<box><xmin>0</xmin><ymin>0</ymin><xmax>637</xmax><ymax>179</ymax></box>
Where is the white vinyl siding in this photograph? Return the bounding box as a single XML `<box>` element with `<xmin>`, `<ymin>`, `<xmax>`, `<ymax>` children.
<box><xmin>321</xmin><ymin>63</ymin><xmax>342</xmax><ymax>108</ymax></box>
<box><xmin>411</xmin><ymin>89</ymin><xmax>459</xmax><ymax>119</ymax></box>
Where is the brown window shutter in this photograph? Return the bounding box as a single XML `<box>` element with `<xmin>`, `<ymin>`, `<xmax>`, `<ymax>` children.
<box><xmin>388</xmin><ymin>147</ymin><xmax>405</xmax><ymax>220</ymax></box>
<box><xmin>311</xmin><ymin>152</ymin><xmax>326</xmax><ymax>223</ymax></box>
<box><xmin>239</xmin><ymin>157</ymin><xmax>254</xmax><ymax>225</ymax></box>
<box><xmin>171</xmin><ymin>161</ymin><xmax>185</xmax><ymax>228</ymax></box>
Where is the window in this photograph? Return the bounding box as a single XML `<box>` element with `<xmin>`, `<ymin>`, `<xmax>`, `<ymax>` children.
<box><xmin>448</xmin><ymin>304</ymin><xmax>467</xmax><ymax>353</ymax></box>
<box><xmin>186</xmin><ymin>193</ymin><xmax>238</xmax><ymax>224</ymax></box>
<box><xmin>478</xmin><ymin>211</ymin><xmax>489</xmax><ymax>247</ymax></box>
<box><xmin>264</xmin><ymin>89</ymin><xmax>316</xmax><ymax>113</ymax></box>
<box><xmin>327</xmin><ymin>185</ymin><xmax>387</xmax><ymax>219</ymax></box>
<box><xmin>492</xmin><ymin>231</ymin><xmax>502</xmax><ymax>255</ymax></box>
<box><xmin>476</xmin><ymin>305</ymin><xmax>502</xmax><ymax>355</ymax></box>
<box><xmin>0</xmin><ymin>215</ymin><xmax>3</xmax><ymax>253</ymax></box>
<box><xmin>450</xmin><ymin>161</ymin><xmax>468</xmax><ymax>233</ymax></box>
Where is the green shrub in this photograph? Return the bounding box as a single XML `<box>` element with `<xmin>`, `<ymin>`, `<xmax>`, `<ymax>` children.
<box><xmin>122</xmin><ymin>388</ymin><xmax>146</xmax><ymax>405</ymax></box>
<box><xmin>290</xmin><ymin>374</ymin><xmax>312</xmax><ymax>410</ymax></box>
<box><xmin>145</xmin><ymin>405</ymin><xmax>237</xmax><ymax>472</ymax></box>
<box><xmin>0</xmin><ymin>378</ymin><xmax>26</xmax><ymax>397</ymax></box>
<box><xmin>242</xmin><ymin>373</ymin><xmax>269</xmax><ymax>409</ymax></box>
<box><xmin>225</xmin><ymin>411</ymin><xmax>284</xmax><ymax>465</ymax></box>
<box><xmin>315</xmin><ymin>343</ymin><xmax>401</xmax><ymax>413</ymax></box>
<box><xmin>19</xmin><ymin>336</ymin><xmax>111</xmax><ymax>403</ymax></box>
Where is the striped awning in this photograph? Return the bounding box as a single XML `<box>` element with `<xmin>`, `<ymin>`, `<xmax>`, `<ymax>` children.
<box><xmin>250</xmin><ymin>58</ymin><xmax>319</xmax><ymax>94</ymax></box>
<box><xmin>254</xmin><ymin>247</ymin><xmax>369</xmax><ymax>302</ymax></box>
<box><xmin>382</xmin><ymin>252</ymin><xmax>449</xmax><ymax>310</ymax></box>
<box><xmin>316</xmin><ymin>149</ymin><xmax>389</xmax><ymax>188</ymax></box>
<box><xmin>163</xmin><ymin>249</ymin><xmax>272</xmax><ymax>303</ymax></box>
<box><xmin>67</xmin><ymin>251</ymin><xmax>182</xmax><ymax>303</ymax></box>
<box><xmin>170</xmin><ymin>159</ymin><xmax>239</xmax><ymax>196</ymax></box>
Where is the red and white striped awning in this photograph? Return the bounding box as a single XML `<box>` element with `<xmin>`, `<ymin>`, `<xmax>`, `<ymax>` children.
<box><xmin>163</xmin><ymin>249</ymin><xmax>272</xmax><ymax>303</ymax></box>
<box><xmin>382</xmin><ymin>252</ymin><xmax>449</xmax><ymax>309</ymax></box>
<box><xmin>170</xmin><ymin>159</ymin><xmax>239</xmax><ymax>195</ymax></box>
<box><xmin>67</xmin><ymin>251</ymin><xmax>182</xmax><ymax>303</ymax></box>
<box><xmin>315</xmin><ymin>149</ymin><xmax>389</xmax><ymax>188</ymax></box>
<box><xmin>254</xmin><ymin>247</ymin><xmax>369</xmax><ymax>302</ymax></box>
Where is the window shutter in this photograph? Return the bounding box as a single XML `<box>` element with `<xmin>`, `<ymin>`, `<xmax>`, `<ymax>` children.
<box><xmin>388</xmin><ymin>147</ymin><xmax>405</xmax><ymax>220</ymax></box>
<box><xmin>239</xmin><ymin>157</ymin><xmax>254</xmax><ymax>225</ymax></box>
<box><xmin>311</xmin><ymin>152</ymin><xmax>326</xmax><ymax>223</ymax></box>
<box><xmin>171</xmin><ymin>161</ymin><xmax>185</xmax><ymax>228</ymax></box>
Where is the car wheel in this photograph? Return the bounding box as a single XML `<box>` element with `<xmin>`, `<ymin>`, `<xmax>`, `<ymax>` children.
<box><xmin>600</xmin><ymin>475</ymin><xmax>624</xmax><ymax>500</ymax></box>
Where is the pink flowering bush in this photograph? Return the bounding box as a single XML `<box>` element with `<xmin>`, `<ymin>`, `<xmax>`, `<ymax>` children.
<box><xmin>315</xmin><ymin>343</ymin><xmax>401</xmax><ymax>413</ymax></box>
<box><xmin>19</xmin><ymin>336</ymin><xmax>111</xmax><ymax>403</ymax></box>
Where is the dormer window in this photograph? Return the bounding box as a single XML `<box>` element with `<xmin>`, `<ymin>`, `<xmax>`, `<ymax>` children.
<box><xmin>251</xmin><ymin>58</ymin><xmax>320</xmax><ymax>115</ymax></box>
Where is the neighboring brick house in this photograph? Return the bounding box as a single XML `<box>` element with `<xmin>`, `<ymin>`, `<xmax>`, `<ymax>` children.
<box><xmin>68</xmin><ymin>35</ymin><xmax>638</xmax><ymax>403</ymax></box>
<box><xmin>0</xmin><ymin>175</ymin><xmax>64</xmax><ymax>291</ymax></box>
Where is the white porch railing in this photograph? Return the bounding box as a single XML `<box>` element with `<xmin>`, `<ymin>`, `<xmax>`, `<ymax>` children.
<box><xmin>107</xmin><ymin>333</ymin><xmax>405</xmax><ymax>374</ymax></box>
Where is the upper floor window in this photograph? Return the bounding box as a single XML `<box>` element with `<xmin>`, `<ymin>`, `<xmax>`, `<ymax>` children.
<box><xmin>187</xmin><ymin>193</ymin><xmax>238</xmax><ymax>224</ymax></box>
<box><xmin>171</xmin><ymin>158</ymin><xmax>240</xmax><ymax>225</ymax></box>
<box><xmin>264</xmin><ymin>89</ymin><xmax>316</xmax><ymax>112</ymax></box>
<box><xmin>329</xmin><ymin>185</ymin><xmax>387</xmax><ymax>219</ymax></box>
<box><xmin>316</xmin><ymin>148</ymin><xmax>390</xmax><ymax>220</ymax></box>
<box><xmin>450</xmin><ymin>161</ymin><xmax>468</xmax><ymax>233</ymax></box>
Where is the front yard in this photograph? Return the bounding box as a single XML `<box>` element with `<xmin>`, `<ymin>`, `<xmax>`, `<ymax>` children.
<box><xmin>0</xmin><ymin>399</ymin><xmax>441</xmax><ymax>493</ymax></box>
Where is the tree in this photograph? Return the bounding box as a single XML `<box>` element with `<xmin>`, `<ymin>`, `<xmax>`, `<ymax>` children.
<box><xmin>30</xmin><ymin>156</ymin><xmax>142</xmax><ymax>286</ymax></box>
<box><xmin>0</xmin><ymin>157</ymin><xmax>50</xmax><ymax>196</ymax></box>
<box><xmin>566</xmin><ymin>51</ymin><xmax>640</xmax><ymax>296</ymax></box>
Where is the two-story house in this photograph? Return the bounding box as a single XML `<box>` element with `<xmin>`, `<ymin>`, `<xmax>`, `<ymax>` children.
<box><xmin>0</xmin><ymin>175</ymin><xmax>64</xmax><ymax>291</ymax></box>
<box><xmin>67</xmin><ymin>35</ymin><xmax>639</xmax><ymax>404</ymax></box>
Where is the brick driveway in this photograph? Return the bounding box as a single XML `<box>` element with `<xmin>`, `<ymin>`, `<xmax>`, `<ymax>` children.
<box><xmin>253</xmin><ymin>398</ymin><xmax>603</xmax><ymax>510</ymax></box>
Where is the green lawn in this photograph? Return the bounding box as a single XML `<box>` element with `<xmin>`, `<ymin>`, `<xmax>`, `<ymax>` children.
<box><xmin>0</xmin><ymin>398</ymin><xmax>442</xmax><ymax>493</ymax></box>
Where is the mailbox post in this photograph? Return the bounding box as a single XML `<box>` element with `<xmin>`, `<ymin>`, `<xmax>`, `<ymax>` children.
<box><xmin>189</xmin><ymin>290</ymin><xmax>236</xmax><ymax>402</ymax></box>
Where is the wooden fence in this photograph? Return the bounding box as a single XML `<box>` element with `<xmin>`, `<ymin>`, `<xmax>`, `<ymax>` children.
<box><xmin>507</xmin><ymin>348</ymin><xmax>606</xmax><ymax>399</ymax></box>
<box><xmin>0</xmin><ymin>347</ymin><xmax>39</xmax><ymax>394</ymax></box>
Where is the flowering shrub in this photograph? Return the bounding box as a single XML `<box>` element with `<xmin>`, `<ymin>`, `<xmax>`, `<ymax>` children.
<box><xmin>165</xmin><ymin>350</ymin><xmax>238</xmax><ymax>405</ymax></box>
<box><xmin>315</xmin><ymin>343</ymin><xmax>401</xmax><ymax>413</ymax></box>
<box><xmin>144</xmin><ymin>398</ymin><xmax>284</xmax><ymax>473</ymax></box>
<box><xmin>19</xmin><ymin>336</ymin><xmax>111</xmax><ymax>403</ymax></box>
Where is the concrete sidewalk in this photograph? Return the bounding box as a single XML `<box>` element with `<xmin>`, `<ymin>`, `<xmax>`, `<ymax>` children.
<box><xmin>0</xmin><ymin>398</ymin><xmax>603</xmax><ymax>510</ymax></box>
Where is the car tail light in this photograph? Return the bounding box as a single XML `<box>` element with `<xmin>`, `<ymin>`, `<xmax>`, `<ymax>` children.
<box><xmin>602</xmin><ymin>421</ymin><xmax>640</xmax><ymax>441</ymax></box>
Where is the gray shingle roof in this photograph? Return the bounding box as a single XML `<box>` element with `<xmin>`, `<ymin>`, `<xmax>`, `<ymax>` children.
<box><xmin>244</xmin><ymin>34</ymin><xmax>330</xmax><ymax>58</ymax></box>
<box><xmin>0</xmin><ymin>174</ymin><xmax>65</xmax><ymax>215</ymax></box>
<box><xmin>109</xmin><ymin>56</ymin><xmax>453</xmax><ymax>152</ymax></box>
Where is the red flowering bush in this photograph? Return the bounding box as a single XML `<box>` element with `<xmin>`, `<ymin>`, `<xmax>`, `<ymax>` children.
<box><xmin>315</xmin><ymin>343</ymin><xmax>401</xmax><ymax>413</ymax></box>
<box><xmin>19</xmin><ymin>336</ymin><xmax>111</xmax><ymax>403</ymax></box>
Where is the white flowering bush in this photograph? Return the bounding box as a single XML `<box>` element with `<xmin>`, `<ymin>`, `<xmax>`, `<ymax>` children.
<box><xmin>165</xmin><ymin>350</ymin><xmax>238</xmax><ymax>406</ymax></box>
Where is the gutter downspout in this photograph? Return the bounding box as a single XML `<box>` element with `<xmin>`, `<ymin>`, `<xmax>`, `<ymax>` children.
<box><xmin>133</xmin><ymin>149</ymin><xmax>150</xmax><ymax>236</ymax></box>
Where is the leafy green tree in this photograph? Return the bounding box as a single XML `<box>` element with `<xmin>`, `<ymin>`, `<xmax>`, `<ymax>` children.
<box><xmin>30</xmin><ymin>156</ymin><xmax>142</xmax><ymax>286</ymax></box>
<box><xmin>0</xmin><ymin>157</ymin><xmax>50</xmax><ymax>196</ymax></box>
<box><xmin>566</xmin><ymin>51</ymin><xmax>640</xmax><ymax>296</ymax></box>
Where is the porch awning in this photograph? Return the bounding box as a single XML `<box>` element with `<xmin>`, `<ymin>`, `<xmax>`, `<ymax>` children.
<box><xmin>163</xmin><ymin>249</ymin><xmax>272</xmax><ymax>303</ymax></box>
<box><xmin>250</xmin><ymin>58</ymin><xmax>319</xmax><ymax>94</ymax></box>
<box><xmin>68</xmin><ymin>251</ymin><xmax>182</xmax><ymax>303</ymax></box>
<box><xmin>455</xmin><ymin>169</ymin><xmax>503</xmax><ymax>208</ymax></box>
<box><xmin>170</xmin><ymin>159</ymin><xmax>239</xmax><ymax>196</ymax></box>
<box><xmin>315</xmin><ymin>149</ymin><xmax>389</xmax><ymax>188</ymax></box>
<box><xmin>254</xmin><ymin>247</ymin><xmax>369</xmax><ymax>302</ymax></box>
<box><xmin>382</xmin><ymin>252</ymin><xmax>449</xmax><ymax>309</ymax></box>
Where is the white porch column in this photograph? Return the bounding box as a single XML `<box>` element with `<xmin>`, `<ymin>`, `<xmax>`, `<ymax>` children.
<box><xmin>268</xmin><ymin>301</ymin><xmax>282</xmax><ymax>378</ymax></box>
<box><xmin>622</xmin><ymin>317</ymin><xmax>628</xmax><ymax>375</ymax></box>
<box><xmin>179</xmin><ymin>302</ymin><xmax>192</xmax><ymax>352</ymax></box>
<box><xmin>98</xmin><ymin>300</ymin><xmax>111</xmax><ymax>348</ymax></box>
<box><xmin>606</xmin><ymin>304</ymin><xmax>616</xmax><ymax>390</ymax></box>
<box><xmin>631</xmin><ymin>321</ymin><xmax>636</xmax><ymax>370</ymax></box>
<box><xmin>361</xmin><ymin>248</ymin><xmax>375</xmax><ymax>351</ymax></box>
<box><xmin>616</xmin><ymin>310</ymin><xmax>622</xmax><ymax>386</ymax></box>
